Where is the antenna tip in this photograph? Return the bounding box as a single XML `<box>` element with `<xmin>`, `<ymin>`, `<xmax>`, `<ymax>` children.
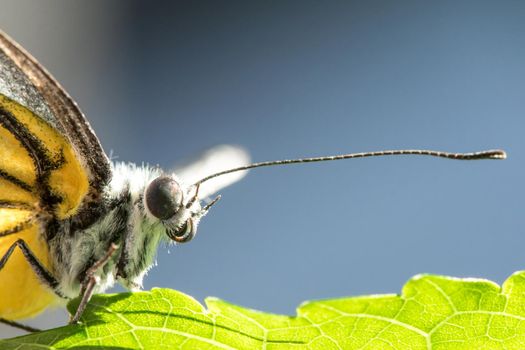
<box><xmin>488</xmin><ymin>149</ymin><xmax>507</xmax><ymax>159</ymax></box>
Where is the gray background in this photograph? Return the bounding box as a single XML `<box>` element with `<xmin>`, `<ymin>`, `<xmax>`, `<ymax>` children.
<box><xmin>0</xmin><ymin>0</ymin><xmax>522</xmax><ymax>338</ymax></box>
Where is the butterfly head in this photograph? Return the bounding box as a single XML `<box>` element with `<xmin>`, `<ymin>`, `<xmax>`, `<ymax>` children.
<box><xmin>143</xmin><ymin>175</ymin><xmax>218</xmax><ymax>243</ymax></box>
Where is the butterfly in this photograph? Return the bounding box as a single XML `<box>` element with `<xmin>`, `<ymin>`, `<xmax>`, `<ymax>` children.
<box><xmin>0</xmin><ymin>30</ymin><xmax>506</xmax><ymax>330</ymax></box>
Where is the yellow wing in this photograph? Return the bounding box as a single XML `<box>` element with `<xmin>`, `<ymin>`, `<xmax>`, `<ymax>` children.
<box><xmin>0</xmin><ymin>210</ymin><xmax>56</xmax><ymax>320</ymax></box>
<box><xmin>0</xmin><ymin>95</ymin><xmax>89</xmax><ymax>218</ymax></box>
<box><xmin>0</xmin><ymin>30</ymin><xmax>109</xmax><ymax>320</ymax></box>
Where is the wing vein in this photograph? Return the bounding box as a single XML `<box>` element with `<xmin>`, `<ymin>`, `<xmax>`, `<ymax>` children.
<box><xmin>0</xmin><ymin>217</ymin><xmax>33</xmax><ymax>237</ymax></box>
<box><xmin>0</xmin><ymin>168</ymin><xmax>33</xmax><ymax>192</ymax></box>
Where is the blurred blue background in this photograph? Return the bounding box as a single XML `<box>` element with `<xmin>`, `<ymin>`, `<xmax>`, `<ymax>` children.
<box><xmin>0</xmin><ymin>0</ymin><xmax>522</xmax><ymax>337</ymax></box>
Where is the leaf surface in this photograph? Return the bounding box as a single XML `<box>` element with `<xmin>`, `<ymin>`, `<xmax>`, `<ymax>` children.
<box><xmin>3</xmin><ymin>272</ymin><xmax>525</xmax><ymax>349</ymax></box>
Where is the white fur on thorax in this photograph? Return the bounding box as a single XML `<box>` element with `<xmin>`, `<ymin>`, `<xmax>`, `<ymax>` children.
<box><xmin>56</xmin><ymin>162</ymin><xmax>201</xmax><ymax>298</ymax></box>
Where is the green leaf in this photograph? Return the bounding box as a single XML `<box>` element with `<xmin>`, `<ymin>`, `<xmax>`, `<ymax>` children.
<box><xmin>3</xmin><ymin>271</ymin><xmax>525</xmax><ymax>349</ymax></box>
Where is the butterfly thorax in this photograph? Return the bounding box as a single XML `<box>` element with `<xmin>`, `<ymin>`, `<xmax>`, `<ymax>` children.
<box><xmin>47</xmin><ymin>162</ymin><xmax>201</xmax><ymax>299</ymax></box>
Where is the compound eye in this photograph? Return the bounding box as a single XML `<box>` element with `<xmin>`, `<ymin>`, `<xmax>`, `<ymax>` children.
<box><xmin>145</xmin><ymin>176</ymin><xmax>183</xmax><ymax>220</ymax></box>
<box><xmin>169</xmin><ymin>218</ymin><xmax>196</xmax><ymax>243</ymax></box>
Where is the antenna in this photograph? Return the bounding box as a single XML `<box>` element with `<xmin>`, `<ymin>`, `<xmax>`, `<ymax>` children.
<box><xmin>193</xmin><ymin>149</ymin><xmax>506</xmax><ymax>186</ymax></box>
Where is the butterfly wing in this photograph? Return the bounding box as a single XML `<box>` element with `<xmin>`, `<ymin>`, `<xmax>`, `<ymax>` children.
<box><xmin>0</xmin><ymin>31</ymin><xmax>111</xmax><ymax>197</ymax></box>
<box><xmin>173</xmin><ymin>144</ymin><xmax>250</xmax><ymax>199</ymax></box>
<box><xmin>0</xmin><ymin>31</ymin><xmax>110</xmax><ymax>320</ymax></box>
<box><xmin>0</xmin><ymin>209</ymin><xmax>56</xmax><ymax>320</ymax></box>
<box><xmin>0</xmin><ymin>94</ymin><xmax>84</xmax><ymax>319</ymax></box>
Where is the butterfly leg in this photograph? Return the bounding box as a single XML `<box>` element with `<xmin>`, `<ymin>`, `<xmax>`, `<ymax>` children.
<box><xmin>0</xmin><ymin>239</ymin><xmax>64</xmax><ymax>332</ymax></box>
<box><xmin>0</xmin><ymin>317</ymin><xmax>41</xmax><ymax>333</ymax></box>
<box><xmin>69</xmin><ymin>243</ymin><xmax>118</xmax><ymax>324</ymax></box>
